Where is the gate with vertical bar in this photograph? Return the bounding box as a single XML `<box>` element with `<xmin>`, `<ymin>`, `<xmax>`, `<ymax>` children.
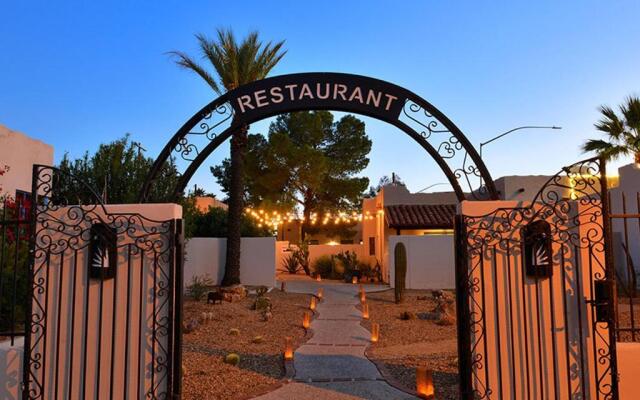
<box><xmin>455</xmin><ymin>157</ymin><xmax>619</xmax><ymax>400</ymax></box>
<box><xmin>22</xmin><ymin>165</ymin><xmax>184</xmax><ymax>399</ymax></box>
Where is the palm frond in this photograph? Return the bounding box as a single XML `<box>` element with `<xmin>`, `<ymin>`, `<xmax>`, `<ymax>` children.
<box><xmin>595</xmin><ymin>105</ymin><xmax>624</xmax><ymax>137</ymax></box>
<box><xmin>582</xmin><ymin>139</ymin><xmax>629</xmax><ymax>160</ymax></box>
<box><xmin>167</xmin><ymin>50</ymin><xmax>221</xmax><ymax>94</ymax></box>
<box><xmin>173</xmin><ymin>28</ymin><xmax>286</xmax><ymax>94</ymax></box>
<box><xmin>621</xmin><ymin>95</ymin><xmax>640</xmax><ymax>135</ymax></box>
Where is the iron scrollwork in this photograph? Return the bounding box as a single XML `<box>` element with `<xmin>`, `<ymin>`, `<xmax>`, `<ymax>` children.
<box><xmin>23</xmin><ymin>165</ymin><xmax>179</xmax><ymax>400</ymax></box>
<box><xmin>458</xmin><ymin>157</ymin><xmax>617</xmax><ymax>399</ymax></box>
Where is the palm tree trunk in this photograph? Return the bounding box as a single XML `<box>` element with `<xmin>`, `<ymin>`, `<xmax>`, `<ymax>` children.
<box><xmin>635</xmin><ymin>152</ymin><xmax>640</xmax><ymax>164</ymax></box>
<box><xmin>221</xmin><ymin>124</ymin><xmax>247</xmax><ymax>286</ymax></box>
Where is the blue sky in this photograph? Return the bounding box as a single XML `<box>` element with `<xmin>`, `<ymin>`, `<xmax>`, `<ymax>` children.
<box><xmin>1</xmin><ymin>1</ymin><xmax>639</xmax><ymax>197</ymax></box>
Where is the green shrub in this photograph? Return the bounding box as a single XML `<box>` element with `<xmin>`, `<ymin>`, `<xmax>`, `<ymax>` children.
<box><xmin>254</xmin><ymin>296</ymin><xmax>272</xmax><ymax>312</ymax></box>
<box><xmin>293</xmin><ymin>243</ymin><xmax>311</xmax><ymax>275</ymax></box>
<box><xmin>313</xmin><ymin>255</ymin><xmax>334</xmax><ymax>278</ymax></box>
<box><xmin>186</xmin><ymin>274</ymin><xmax>214</xmax><ymax>301</ymax></box>
<box><xmin>279</xmin><ymin>253</ymin><xmax>302</xmax><ymax>274</ymax></box>
<box><xmin>184</xmin><ymin>206</ymin><xmax>272</xmax><ymax>239</ymax></box>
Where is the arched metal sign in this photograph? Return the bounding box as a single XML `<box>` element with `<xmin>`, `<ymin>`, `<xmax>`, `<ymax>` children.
<box><xmin>139</xmin><ymin>72</ymin><xmax>499</xmax><ymax>202</ymax></box>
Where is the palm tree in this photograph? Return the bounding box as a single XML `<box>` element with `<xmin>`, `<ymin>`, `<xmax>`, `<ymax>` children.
<box><xmin>170</xmin><ymin>29</ymin><xmax>286</xmax><ymax>286</ymax></box>
<box><xmin>583</xmin><ymin>96</ymin><xmax>640</xmax><ymax>163</ymax></box>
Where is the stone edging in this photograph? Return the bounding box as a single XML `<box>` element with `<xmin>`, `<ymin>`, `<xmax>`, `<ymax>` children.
<box><xmin>244</xmin><ymin>293</ymin><xmax>318</xmax><ymax>399</ymax></box>
<box><xmin>356</xmin><ymin>293</ymin><xmax>421</xmax><ymax>399</ymax></box>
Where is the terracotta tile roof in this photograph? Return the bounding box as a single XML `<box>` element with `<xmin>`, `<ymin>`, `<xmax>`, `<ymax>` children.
<box><xmin>384</xmin><ymin>204</ymin><xmax>456</xmax><ymax>229</ymax></box>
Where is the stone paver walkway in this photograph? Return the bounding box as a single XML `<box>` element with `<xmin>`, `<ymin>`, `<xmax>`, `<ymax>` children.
<box><xmin>255</xmin><ymin>279</ymin><xmax>417</xmax><ymax>400</ymax></box>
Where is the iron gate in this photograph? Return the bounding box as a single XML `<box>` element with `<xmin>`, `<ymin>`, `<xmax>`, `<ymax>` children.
<box><xmin>22</xmin><ymin>165</ymin><xmax>184</xmax><ymax>399</ymax></box>
<box><xmin>455</xmin><ymin>157</ymin><xmax>618</xmax><ymax>400</ymax></box>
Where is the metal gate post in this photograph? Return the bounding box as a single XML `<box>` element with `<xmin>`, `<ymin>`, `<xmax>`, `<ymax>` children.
<box><xmin>172</xmin><ymin>218</ymin><xmax>184</xmax><ymax>399</ymax></box>
<box><xmin>454</xmin><ymin>214</ymin><xmax>473</xmax><ymax>399</ymax></box>
<box><xmin>600</xmin><ymin>157</ymin><xmax>620</xmax><ymax>399</ymax></box>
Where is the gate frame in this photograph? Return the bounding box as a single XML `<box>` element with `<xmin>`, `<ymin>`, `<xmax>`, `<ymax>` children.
<box><xmin>22</xmin><ymin>165</ymin><xmax>184</xmax><ymax>400</ymax></box>
<box><xmin>454</xmin><ymin>156</ymin><xmax>619</xmax><ymax>400</ymax></box>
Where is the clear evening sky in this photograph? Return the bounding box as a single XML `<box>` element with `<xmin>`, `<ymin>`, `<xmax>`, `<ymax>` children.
<box><xmin>1</xmin><ymin>1</ymin><xmax>639</xmax><ymax>197</ymax></box>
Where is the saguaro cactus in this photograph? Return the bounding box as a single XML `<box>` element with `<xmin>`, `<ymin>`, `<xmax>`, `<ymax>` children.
<box><xmin>394</xmin><ymin>242</ymin><xmax>407</xmax><ymax>304</ymax></box>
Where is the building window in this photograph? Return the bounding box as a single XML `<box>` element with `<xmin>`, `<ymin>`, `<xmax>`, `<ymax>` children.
<box><xmin>369</xmin><ymin>237</ymin><xmax>375</xmax><ymax>256</ymax></box>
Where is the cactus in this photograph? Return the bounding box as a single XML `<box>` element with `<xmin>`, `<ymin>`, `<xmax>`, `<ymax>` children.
<box><xmin>253</xmin><ymin>296</ymin><xmax>272</xmax><ymax>312</ymax></box>
<box><xmin>394</xmin><ymin>242</ymin><xmax>407</xmax><ymax>304</ymax></box>
<box><xmin>224</xmin><ymin>353</ymin><xmax>240</xmax><ymax>366</ymax></box>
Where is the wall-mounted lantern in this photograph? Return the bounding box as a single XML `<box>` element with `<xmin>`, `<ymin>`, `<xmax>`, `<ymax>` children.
<box><xmin>522</xmin><ymin>220</ymin><xmax>552</xmax><ymax>278</ymax></box>
<box><xmin>88</xmin><ymin>223</ymin><xmax>117</xmax><ymax>280</ymax></box>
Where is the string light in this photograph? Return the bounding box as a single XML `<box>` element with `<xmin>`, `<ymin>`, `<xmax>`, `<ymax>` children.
<box><xmin>243</xmin><ymin>207</ymin><xmax>375</xmax><ymax>229</ymax></box>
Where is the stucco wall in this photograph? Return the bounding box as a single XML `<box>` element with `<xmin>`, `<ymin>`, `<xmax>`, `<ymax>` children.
<box><xmin>609</xmin><ymin>163</ymin><xmax>640</xmax><ymax>286</ymax></box>
<box><xmin>618</xmin><ymin>342</ymin><xmax>640</xmax><ymax>400</ymax></box>
<box><xmin>387</xmin><ymin>235</ymin><xmax>455</xmax><ymax>289</ymax></box>
<box><xmin>185</xmin><ymin>237</ymin><xmax>276</xmax><ymax>288</ymax></box>
<box><xmin>0</xmin><ymin>338</ymin><xmax>22</xmax><ymax>400</ymax></box>
<box><xmin>0</xmin><ymin>125</ymin><xmax>53</xmax><ymax>198</ymax></box>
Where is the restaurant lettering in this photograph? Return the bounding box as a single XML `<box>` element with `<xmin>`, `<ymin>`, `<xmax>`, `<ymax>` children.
<box><xmin>235</xmin><ymin>83</ymin><xmax>399</xmax><ymax>113</ymax></box>
<box><xmin>228</xmin><ymin>73</ymin><xmax>408</xmax><ymax>122</ymax></box>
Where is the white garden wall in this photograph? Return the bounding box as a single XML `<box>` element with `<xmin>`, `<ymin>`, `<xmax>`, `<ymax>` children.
<box><xmin>387</xmin><ymin>235</ymin><xmax>455</xmax><ymax>289</ymax></box>
<box><xmin>184</xmin><ymin>237</ymin><xmax>276</xmax><ymax>288</ymax></box>
<box><xmin>275</xmin><ymin>241</ymin><xmax>366</xmax><ymax>275</ymax></box>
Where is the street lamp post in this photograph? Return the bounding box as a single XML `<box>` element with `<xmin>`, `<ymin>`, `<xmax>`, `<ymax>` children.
<box><xmin>478</xmin><ymin>125</ymin><xmax>562</xmax><ymax>188</ymax></box>
<box><xmin>479</xmin><ymin>126</ymin><xmax>562</xmax><ymax>159</ymax></box>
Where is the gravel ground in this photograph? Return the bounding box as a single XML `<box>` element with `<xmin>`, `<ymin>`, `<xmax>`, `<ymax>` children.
<box><xmin>182</xmin><ymin>289</ymin><xmax>312</xmax><ymax>400</ymax></box>
<box><xmin>360</xmin><ymin>289</ymin><xmax>459</xmax><ymax>400</ymax></box>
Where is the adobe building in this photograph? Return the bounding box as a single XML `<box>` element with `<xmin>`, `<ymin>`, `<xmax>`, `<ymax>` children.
<box><xmin>0</xmin><ymin>124</ymin><xmax>54</xmax><ymax>200</ymax></box>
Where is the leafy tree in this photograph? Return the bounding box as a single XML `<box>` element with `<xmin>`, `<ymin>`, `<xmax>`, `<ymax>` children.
<box><xmin>170</xmin><ymin>28</ymin><xmax>286</xmax><ymax>287</ymax></box>
<box><xmin>211</xmin><ymin>111</ymin><xmax>372</xmax><ymax>240</ymax></box>
<box><xmin>56</xmin><ymin>134</ymin><xmax>179</xmax><ymax>204</ymax></box>
<box><xmin>582</xmin><ymin>95</ymin><xmax>640</xmax><ymax>162</ymax></box>
<box><xmin>365</xmin><ymin>173</ymin><xmax>405</xmax><ymax>198</ymax></box>
<box><xmin>184</xmin><ymin>203</ymin><xmax>272</xmax><ymax>239</ymax></box>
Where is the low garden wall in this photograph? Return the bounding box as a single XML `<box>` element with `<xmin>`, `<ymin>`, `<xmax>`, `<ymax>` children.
<box><xmin>184</xmin><ymin>237</ymin><xmax>276</xmax><ymax>288</ymax></box>
<box><xmin>387</xmin><ymin>235</ymin><xmax>455</xmax><ymax>289</ymax></box>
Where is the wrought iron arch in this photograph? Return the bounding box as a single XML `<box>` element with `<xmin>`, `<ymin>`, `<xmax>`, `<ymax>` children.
<box><xmin>139</xmin><ymin>72</ymin><xmax>499</xmax><ymax>202</ymax></box>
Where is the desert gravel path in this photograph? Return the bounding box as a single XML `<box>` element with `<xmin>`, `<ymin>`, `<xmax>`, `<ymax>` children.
<box><xmin>254</xmin><ymin>279</ymin><xmax>417</xmax><ymax>400</ymax></box>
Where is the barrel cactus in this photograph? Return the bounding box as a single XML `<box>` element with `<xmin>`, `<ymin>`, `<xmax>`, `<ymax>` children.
<box><xmin>224</xmin><ymin>353</ymin><xmax>240</xmax><ymax>366</ymax></box>
<box><xmin>394</xmin><ymin>242</ymin><xmax>407</xmax><ymax>304</ymax></box>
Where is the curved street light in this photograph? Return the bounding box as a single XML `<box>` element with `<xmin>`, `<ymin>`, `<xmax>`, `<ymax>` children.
<box><xmin>479</xmin><ymin>125</ymin><xmax>562</xmax><ymax>159</ymax></box>
<box><xmin>416</xmin><ymin>182</ymin><xmax>450</xmax><ymax>193</ymax></box>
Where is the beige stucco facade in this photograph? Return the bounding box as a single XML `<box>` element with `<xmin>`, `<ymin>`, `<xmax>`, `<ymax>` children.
<box><xmin>362</xmin><ymin>184</ymin><xmax>458</xmax><ymax>281</ymax></box>
<box><xmin>0</xmin><ymin>124</ymin><xmax>54</xmax><ymax>198</ymax></box>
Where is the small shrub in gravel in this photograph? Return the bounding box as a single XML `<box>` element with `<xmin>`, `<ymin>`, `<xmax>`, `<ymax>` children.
<box><xmin>253</xmin><ymin>296</ymin><xmax>272</xmax><ymax>312</ymax></box>
<box><xmin>399</xmin><ymin>311</ymin><xmax>417</xmax><ymax>320</ymax></box>
<box><xmin>186</xmin><ymin>275</ymin><xmax>214</xmax><ymax>301</ymax></box>
<box><xmin>252</xmin><ymin>335</ymin><xmax>264</xmax><ymax>344</ymax></box>
<box><xmin>228</xmin><ymin>328</ymin><xmax>240</xmax><ymax>336</ymax></box>
<box><xmin>184</xmin><ymin>319</ymin><xmax>199</xmax><ymax>334</ymax></box>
